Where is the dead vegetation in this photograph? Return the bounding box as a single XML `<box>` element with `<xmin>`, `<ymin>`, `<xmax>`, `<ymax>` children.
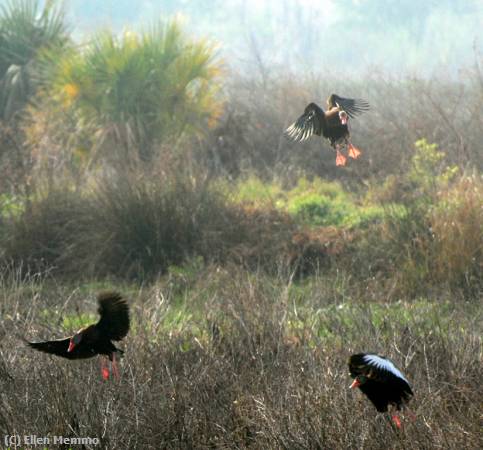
<box><xmin>1</xmin><ymin>268</ymin><xmax>481</xmax><ymax>449</ymax></box>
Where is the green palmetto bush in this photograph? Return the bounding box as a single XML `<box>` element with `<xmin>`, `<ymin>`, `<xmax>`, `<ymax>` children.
<box><xmin>0</xmin><ymin>0</ymin><xmax>69</xmax><ymax>121</ymax></box>
<box><xmin>0</xmin><ymin>0</ymin><xmax>69</xmax><ymax>195</ymax></box>
<box><xmin>51</xmin><ymin>20</ymin><xmax>223</xmax><ymax>165</ymax></box>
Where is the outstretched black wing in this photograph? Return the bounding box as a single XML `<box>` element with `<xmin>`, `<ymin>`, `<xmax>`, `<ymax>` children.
<box><xmin>27</xmin><ymin>335</ymin><xmax>97</xmax><ymax>359</ymax></box>
<box><xmin>95</xmin><ymin>292</ymin><xmax>130</xmax><ymax>341</ymax></box>
<box><xmin>284</xmin><ymin>102</ymin><xmax>325</xmax><ymax>142</ymax></box>
<box><xmin>327</xmin><ymin>94</ymin><xmax>369</xmax><ymax>119</ymax></box>
<box><xmin>28</xmin><ymin>338</ymin><xmax>73</xmax><ymax>359</ymax></box>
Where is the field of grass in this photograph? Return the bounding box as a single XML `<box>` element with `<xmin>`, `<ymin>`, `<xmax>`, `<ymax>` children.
<box><xmin>1</xmin><ymin>267</ymin><xmax>481</xmax><ymax>449</ymax></box>
<box><xmin>0</xmin><ymin>3</ymin><xmax>482</xmax><ymax>448</ymax></box>
<box><xmin>0</xmin><ymin>136</ymin><xmax>481</xmax><ymax>449</ymax></box>
<box><xmin>0</xmin><ymin>134</ymin><xmax>481</xmax><ymax>450</ymax></box>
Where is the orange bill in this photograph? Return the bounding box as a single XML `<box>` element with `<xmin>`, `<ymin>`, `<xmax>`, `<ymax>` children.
<box><xmin>350</xmin><ymin>378</ymin><xmax>361</xmax><ymax>389</ymax></box>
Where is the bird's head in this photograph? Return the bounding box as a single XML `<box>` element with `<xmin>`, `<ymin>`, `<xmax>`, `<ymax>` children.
<box><xmin>339</xmin><ymin>110</ymin><xmax>348</xmax><ymax>125</ymax></box>
<box><xmin>67</xmin><ymin>332</ymin><xmax>83</xmax><ymax>352</ymax></box>
<box><xmin>349</xmin><ymin>374</ymin><xmax>367</xmax><ymax>389</ymax></box>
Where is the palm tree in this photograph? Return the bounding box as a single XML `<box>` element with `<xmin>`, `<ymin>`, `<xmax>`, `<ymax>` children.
<box><xmin>0</xmin><ymin>1</ymin><xmax>69</xmax><ymax>196</ymax></box>
<box><xmin>53</xmin><ymin>20</ymin><xmax>223</xmax><ymax>164</ymax></box>
<box><xmin>0</xmin><ymin>0</ymin><xmax>69</xmax><ymax>121</ymax></box>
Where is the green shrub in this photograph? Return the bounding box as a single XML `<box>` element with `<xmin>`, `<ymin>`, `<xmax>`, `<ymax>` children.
<box><xmin>287</xmin><ymin>192</ymin><xmax>347</xmax><ymax>226</ymax></box>
<box><xmin>346</xmin><ymin>141</ymin><xmax>480</xmax><ymax>298</ymax></box>
<box><xmin>223</xmin><ymin>176</ymin><xmax>283</xmax><ymax>208</ymax></box>
<box><xmin>409</xmin><ymin>139</ymin><xmax>459</xmax><ymax>195</ymax></box>
<box><xmin>49</xmin><ymin>20</ymin><xmax>222</xmax><ymax>164</ymax></box>
<box><xmin>227</xmin><ymin>177</ymin><xmax>392</xmax><ymax>229</ymax></box>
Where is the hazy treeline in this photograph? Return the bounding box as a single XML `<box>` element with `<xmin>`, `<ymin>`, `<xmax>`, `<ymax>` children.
<box><xmin>61</xmin><ymin>0</ymin><xmax>483</xmax><ymax>73</ymax></box>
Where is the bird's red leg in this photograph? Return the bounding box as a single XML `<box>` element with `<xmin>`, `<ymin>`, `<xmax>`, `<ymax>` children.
<box><xmin>100</xmin><ymin>357</ymin><xmax>110</xmax><ymax>381</ymax></box>
<box><xmin>336</xmin><ymin>146</ymin><xmax>347</xmax><ymax>166</ymax></box>
<box><xmin>111</xmin><ymin>353</ymin><xmax>120</xmax><ymax>380</ymax></box>
<box><xmin>348</xmin><ymin>142</ymin><xmax>361</xmax><ymax>159</ymax></box>
<box><xmin>391</xmin><ymin>413</ymin><xmax>402</xmax><ymax>429</ymax></box>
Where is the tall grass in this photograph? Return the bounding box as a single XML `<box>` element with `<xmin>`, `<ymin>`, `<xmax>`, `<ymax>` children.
<box><xmin>1</xmin><ymin>172</ymin><xmax>332</xmax><ymax>280</ymax></box>
<box><xmin>1</xmin><ymin>267</ymin><xmax>481</xmax><ymax>449</ymax></box>
<box><xmin>430</xmin><ymin>174</ymin><xmax>482</xmax><ymax>293</ymax></box>
<box><xmin>1</xmin><ymin>156</ymin><xmax>480</xmax><ymax>298</ymax></box>
<box><xmin>83</xmin><ymin>174</ymin><xmax>234</xmax><ymax>278</ymax></box>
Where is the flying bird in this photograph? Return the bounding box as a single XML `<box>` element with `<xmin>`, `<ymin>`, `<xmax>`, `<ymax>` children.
<box><xmin>348</xmin><ymin>353</ymin><xmax>414</xmax><ymax>429</ymax></box>
<box><xmin>27</xmin><ymin>292</ymin><xmax>129</xmax><ymax>380</ymax></box>
<box><xmin>284</xmin><ymin>94</ymin><xmax>369</xmax><ymax>166</ymax></box>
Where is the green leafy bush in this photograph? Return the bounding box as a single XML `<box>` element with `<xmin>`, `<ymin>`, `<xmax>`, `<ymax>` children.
<box><xmin>222</xmin><ymin>175</ymin><xmax>283</xmax><ymax>208</ymax></box>
<box><xmin>408</xmin><ymin>138</ymin><xmax>459</xmax><ymax>201</ymax></box>
<box><xmin>226</xmin><ymin>176</ymin><xmax>391</xmax><ymax>229</ymax></box>
<box><xmin>287</xmin><ymin>192</ymin><xmax>347</xmax><ymax>226</ymax></box>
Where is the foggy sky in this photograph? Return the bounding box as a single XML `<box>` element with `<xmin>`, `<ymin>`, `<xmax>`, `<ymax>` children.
<box><xmin>3</xmin><ymin>0</ymin><xmax>482</xmax><ymax>75</ymax></box>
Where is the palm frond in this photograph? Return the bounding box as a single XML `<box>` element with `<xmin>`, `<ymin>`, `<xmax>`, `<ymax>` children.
<box><xmin>51</xmin><ymin>18</ymin><xmax>223</xmax><ymax>162</ymax></box>
<box><xmin>0</xmin><ymin>0</ymin><xmax>69</xmax><ymax>120</ymax></box>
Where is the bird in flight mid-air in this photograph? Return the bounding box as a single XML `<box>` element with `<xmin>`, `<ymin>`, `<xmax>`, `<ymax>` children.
<box><xmin>27</xmin><ymin>292</ymin><xmax>130</xmax><ymax>381</ymax></box>
<box><xmin>285</xmin><ymin>94</ymin><xmax>369</xmax><ymax>166</ymax></box>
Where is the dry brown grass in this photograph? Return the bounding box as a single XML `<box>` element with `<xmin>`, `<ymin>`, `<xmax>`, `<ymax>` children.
<box><xmin>1</xmin><ymin>267</ymin><xmax>481</xmax><ymax>449</ymax></box>
<box><xmin>430</xmin><ymin>174</ymin><xmax>483</xmax><ymax>290</ymax></box>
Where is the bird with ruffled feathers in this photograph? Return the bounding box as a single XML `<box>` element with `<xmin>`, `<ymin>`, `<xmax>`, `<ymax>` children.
<box><xmin>27</xmin><ymin>292</ymin><xmax>130</xmax><ymax>380</ymax></box>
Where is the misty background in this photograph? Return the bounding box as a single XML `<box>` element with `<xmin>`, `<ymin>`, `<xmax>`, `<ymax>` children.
<box><xmin>0</xmin><ymin>2</ymin><xmax>481</xmax><ymax>446</ymax></box>
<box><xmin>8</xmin><ymin>0</ymin><xmax>481</xmax><ymax>75</ymax></box>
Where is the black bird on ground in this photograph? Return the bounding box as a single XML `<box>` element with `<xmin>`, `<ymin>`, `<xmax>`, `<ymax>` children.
<box><xmin>349</xmin><ymin>353</ymin><xmax>414</xmax><ymax>428</ymax></box>
<box><xmin>285</xmin><ymin>94</ymin><xmax>369</xmax><ymax>166</ymax></box>
<box><xmin>27</xmin><ymin>292</ymin><xmax>129</xmax><ymax>380</ymax></box>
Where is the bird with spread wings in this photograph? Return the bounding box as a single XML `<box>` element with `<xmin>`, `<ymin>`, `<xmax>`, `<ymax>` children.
<box><xmin>285</xmin><ymin>94</ymin><xmax>369</xmax><ymax>166</ymax></box>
